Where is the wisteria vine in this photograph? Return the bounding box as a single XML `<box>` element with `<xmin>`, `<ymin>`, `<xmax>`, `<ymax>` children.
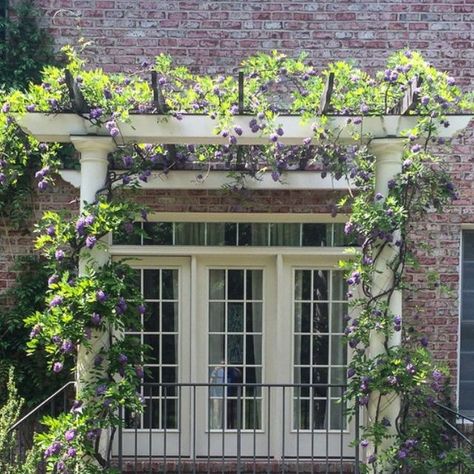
<box><xmin>0</xmin><ymin>47</ymin><xmax>473</xmax><ymax>473</ymax></box>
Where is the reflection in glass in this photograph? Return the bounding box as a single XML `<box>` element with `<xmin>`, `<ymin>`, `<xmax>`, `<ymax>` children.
<box><xmin>143</xmin><ymin>222</ymin><xmax>173</xmax><ymax>245</ymax></box>
<box><xmin>162</xmin><ymin>302</ymin><xmax>178</xmax><ymax>332</ymax></box>
<box><xmin>209</xmin><ymin>270</ymin><xmax>225</xmax><ymax>299</ymax></box>
<box><xmin>270</xmin><ymin>223</ymin><xmax>300</xmax><ymax>246</ymax></box>
<box><xmin>228</xmin><ymin>303</ymin><xmax>244</xmax><ymax>332</ymax></box>
<box><xmin>144</xmin><ymin>270</ymin><xmax>160</xmax><ymax>299</ymax></box>
<box><xmin>209</xmin><ymin>302</ymin><xmax>225</xmax><ymax>332</ymax></box>
<box><xmin>175</xmin><ymin>222</ymin><xmax>205</xmax><ymax>245</ymax></box>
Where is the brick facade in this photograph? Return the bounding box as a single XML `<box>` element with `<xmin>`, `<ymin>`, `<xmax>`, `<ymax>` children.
<box><xmin>3</xmin><ymin>0</ymin><xmax>474</xmax><ymax>386</ymax></box>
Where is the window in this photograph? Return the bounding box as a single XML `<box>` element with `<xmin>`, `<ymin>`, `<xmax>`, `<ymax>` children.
<box><xmin>460</xmin><ymin>231</ymin><xmax>474</xmax><ymax>415</ymax></box>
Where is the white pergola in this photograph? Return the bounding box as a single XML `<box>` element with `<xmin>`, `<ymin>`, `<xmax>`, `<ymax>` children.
<box><xmin>18</xmin><ymin>112</ymin><xmax>473</xmax><ymax>460</ymax></box>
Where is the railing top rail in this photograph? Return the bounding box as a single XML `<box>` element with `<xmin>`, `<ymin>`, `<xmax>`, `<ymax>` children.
<box><xmin>7</xmin><ymin>381</ymin><xmax>76</xmax><ymax>433</ymax></box>
<box><xmin>138</xmin><ymin>382</ymin><xmax>348</xmax><ymax>388</ymax></box>
<box><xmin>434</xmin><ymin>402</ymin><xmax>474</xmax><ymax>424</ymax></box>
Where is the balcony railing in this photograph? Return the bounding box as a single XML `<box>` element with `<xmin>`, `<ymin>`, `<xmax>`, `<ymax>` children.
<box><xmin>115</xmin><ymin>382</ymin><xmax>360</xmax><ymax>473</ymax></box>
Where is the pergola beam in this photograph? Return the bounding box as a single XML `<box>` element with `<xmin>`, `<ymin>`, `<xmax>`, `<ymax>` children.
<box><xmin>18</xmin><ymin>113</ymin><xmax>472</xmax><ymax>145</ymax></box>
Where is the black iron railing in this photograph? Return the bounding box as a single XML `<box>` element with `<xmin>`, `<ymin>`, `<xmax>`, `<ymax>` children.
<box><xmin>7</xmin><ymin>381</ymin><xmax>76</xmax><ymax>467</ymax></box>
<box><xmin>116</xmin><ymin>382</ymin><xmax>360</xmax><ymax>474</ymax></box>
<box><xmin>435</xmin><ymin>403</ymin><xmax>474</xmax><ymax>474</ymax></box>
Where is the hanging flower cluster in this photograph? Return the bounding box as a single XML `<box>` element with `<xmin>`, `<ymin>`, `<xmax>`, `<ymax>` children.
<box><xmin>0</xmin><ymin>47</ymin><xmax>472</xmax><ymax>472</ymax></box>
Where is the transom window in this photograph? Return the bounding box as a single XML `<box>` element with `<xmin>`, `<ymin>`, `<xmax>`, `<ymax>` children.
<box><xmin>113</xmin><ymin>221</ymin><xmax>353</xmax><ymax>247</ymax></box>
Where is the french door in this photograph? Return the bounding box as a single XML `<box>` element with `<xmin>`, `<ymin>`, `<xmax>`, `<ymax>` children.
<box><xmin>118</xmin><ymin>254</ymin><xmax>354</xmax><ymax>459</ymax></box>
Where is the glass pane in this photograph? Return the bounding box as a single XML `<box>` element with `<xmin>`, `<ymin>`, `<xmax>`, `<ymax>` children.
<box><xmin>144</xmin><ymin>270</ymin><xmax>160</xmax><ymax>299</ymax></box>
<box><xmin>124</xmin><ymin>408</ymin><xmax>140</xmax><ymax>428</ymax></box>
<box><xmin>245</xmin><ymin>399</ymin><xmax>262</xmax><ymax>429</ymax></box>
<box><xmin>295</xmin><ymin>302</ymin><xmax>311</xmax><ymax>333</ymax></box>
<box><xmin>330</xmin><ymin>399</ymin><xmax>345</xmax><ymax>430</ymax></box>
<box><xmin>162</xmin><ymin>302</ymin><xmax>178</xmax><ymax>332</ymax></box>
<box><xmin>228</xmin><ymin>270</ymin><xmax>244</xmax><ymax>299</ymax></box>
<box><xmin>209</xmin><ymin>335</ymin><xmax>224</xmax><ymax>364</ymax></box>
<box><xmin>144</xmin><ymin>303</ymin><xmax>160</xmax><ymax>332</ymax></box>
<box><xmin>162</xmin><ymin>335</ymin><xmax>177</xmax><ymax>364</ymax></box>
<box><xmin>143</xmin><ymin>399</ymin><xmax>161</xmax><ymax>429</ymax></box>
<box><xmin>464</xmin><ymin>231</ymin><xmax>474</xmax><ymax>259</ymax></box>
<box><xmin>207</xmin><ymin>223</ymin><xmax>237</xmax><ymax>246</ymax></box>
<box><xmin>246</xmin><ymin>303</ymin><xmax>262</xmax><ymax>333</ymax></box>
<box><xmin>227</xmin><ymin>366</ymin><xmax>243</xmax><ymax>386</ymax></box>
<box><xmin>209</xmin><ymin>302</ymin><xmax>225</xmax><ymax>332</ymax></box>
<box><xmin>144</xmin><ymin>335</ymin><xmax>160</xmax><ymax>363</ymax></box>
<box><xmin>295</xmin><ymin>270</ymin><xmax>311</xmax><ymax>300</ymax></box>
<box><xmin>245</xmin><ymin>367</ymin><xmax>262</xmax><ymax>396</ymax></box>
<box><xmin>162</xmin><ymin>367</ymin><xmax>177</xmax><ymax>396</ymax></box>
<box><xmin>313</xmin><ymin>303</ymin><xmax>329</xmax><ymax>333</ymax></box>
<box><xmin>460</xmin><ymin>353</ymin><xmax>474</xmax><ymax>381</ymax></box>
<box><xmin>228</xmin><ymin>303</ymin><xmax>244</xmax><ymax>332</ymax></box>
<box><xmin>175</xmin><ymin>222</ymin><xmax>205</xmax><ymax>245</ymax></box>
<box><xmin>113</xmin><ymin>222</ymin><xmax>142</xmax><ymax>245</ymax></box>
<box><xmin>331</xmin><ymin>271</ymin><xmax>346</xmax><ymax>301</ymax></box>
<box><xmin>226</xmin><ymin>399</ymin><xmax>242</xmax><ymax>429</ymax></box>
<box><xmin>331</xmin><ymin>336</ymin><xmax>347</xmax><ymax>365</ymax></box>
<box><xmin>312</xmin><ymin>368</ymin><xmax>328</xmax><ymax>397</ymax></box>
<box><xmin>163</xmin><ymin>398</ymin><xmax>178</xmax><ymax>429</ymax></box>
<box><xmin>246</xmin><ymin>335</ymin><xmax>262</xmax><ymax>365</ymax></box>
<box><xmin>463</xmin><ymin>262</ymin><xmax>474</xmax><ymax>284</ymax></box>
<box><xmin>238</xmin><ymin>223</ymin><xmax>268</xmax><ymax>246</ymax></box>
<box><xmin>312</xmin><ymin>399</ymin><xmax>328</xmax><ymax>429</ymax></box>
<box><xmin>246</xmin><ymin>270</ymin><xmax>263</xmax><ymax>300</ymax></box>
<box><xmin>143</xmin><ymin>222</ymin><xmax>173</xmax><ymax>245</ymax></box>
<box><xmin>302</xmin><ymin>223</ymin><xmax>327</xmax><ymax>246</ymax></box>
<box><xmin>461</xmin><ymin>291</ymin><xmax>474</xmax><ymax>320</ymax></box>
<box><xmin>209</xmin><ymin>270</ymin><xmax>225</xmax><ymax>300</ymax></box>
<box><xmin>294</xmin><ymin>367</ymin><xmax>310</xmax><ymax>397</ymax></box>
<box><xmin>227</xmin><ymin>270</ymin><xmax>244</xmax><ymax>300</ymax></box>
<box><xmin>460</xmin><ymin>322</ymin><xmax>474</xmax><ymax>349</ymax></box>
<box><xmin>294</xmin><ymin>399</ymin><xmax>310</xmax><ymax>430</ymax></box>
<box><xmin>313</xmin><ymin>270</ymin><xmax>328</xmax><ymax>300</ymax></box>
<box><xmin>144</xmin><ymin>366</ymin><xmax>160</xmax><ymax>383</ymax></box>
<box><xmin>228</xmin><ymin>335</ymin><xmax>244</xmax><ymax>364</ymax></box>
<box><xmin>460</xmin><ymin>382</ymin><xmax>474</xmax><ymax>412</ymax></box>
<box><xmin>162</xmin><ymin>270</ymin><xmax>178</xmax><ymax>300</ymax></box>
<box><xmin>270</xmin><ymin>223</ymin><xmax>300</xmax><ymax>246</ymax></box>
<box><xmin>313</xmin><ymin>335</ymin><xmax>329</xmax><ymax>365</ymax></box>
<box><xmin>331</xmin><ymin>367</ymin><xmax>347</xmax><ymax>385</ymax></box>
<box><xmin>331</xmin><ymin>303</ymin><xmax>347</xmax><ymax>333</ymax></box>
<box><xmin>294</xmin><ymin>335</ymin><xmax>311</xmax><ymax>365</ymax></box>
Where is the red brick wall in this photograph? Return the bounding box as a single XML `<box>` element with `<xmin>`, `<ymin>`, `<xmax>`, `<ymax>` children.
<box><xmin>5</xmin><ymin>0</ymin><xmax>474</xmax><ymax>382</ymax></box>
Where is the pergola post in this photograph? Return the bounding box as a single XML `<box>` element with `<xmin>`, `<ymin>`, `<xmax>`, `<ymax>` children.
<box><xmin>366</xmin><ymin>138</ymin><xmax>405</xmax><ymax>463</ymax></box>
<box><xmin>70</xmin><ymin>136</ymin><xmax>116</xmax><ymax>391</ymax></box>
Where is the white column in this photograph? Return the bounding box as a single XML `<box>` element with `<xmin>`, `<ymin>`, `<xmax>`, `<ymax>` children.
<box><xmin>70</xmin><ymin>136</ymin><xmax>116</xmax><ymax>390</ymax></box>
<box><xmin>366</xmin><ymin>138</ymin><xmax>405</xmax><ymax>465</ymax></box>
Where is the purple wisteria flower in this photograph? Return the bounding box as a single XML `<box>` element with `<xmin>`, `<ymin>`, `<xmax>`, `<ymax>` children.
<box><xmin>50</xmin><ymin>295</ymin><xmax>63</xmax><ymax>307</ymax></box>
<box><xmin>135</xmin><ymin>365</ymin><xmax>144</xmax><ymax>378</ymax></box>
<box><xmin>75</xmin><ymin>216</ymin><xmax>86</xmax><ymax>236</ymax></box>
<box><xmin>30</xmin><ymin>324</ymin><xmax>42</xmax><ymax>338</ymax></box>
<box><xmin>116</xmin><ymin>297</ymin><xmax>127</xmax><ymax>315</ymax></box>
<box><xmin>91</xmin><ymin>312</ymin><xmax>102</xmax><ymax>326</ymax></box>
<box><xmin>38</xmin><ymin>180</ymin><xmax>48</xmax><ymax>191</ymax></box>
<box><xmin>360</xmin><ymin>439</ymin><xmax>369</xmax><ymax>448</ymax></box>
<box><xmin>406</xmin><ymin>363</ymin><xmax>416</xmax><ymax>375</ymax></box>
<box><xmin>96</xmin><ymin>384</ymin><xmax>107</xmax><ymax>396</ymax></box>
<box><xmin>398</xmin><ymin>449</ymin><xmax>408</xmax><ymax>459</ymax></box>
<box><xmin>46</xmin><ymin>225</ymin><xmax>56</xmax><ymax>236</ymax></box>
<box><xmin>138</xmin><ymin>304</ymin><xmax>146</xmax><ymax>315</ymax></box>
<box><xmin>432</xmin><ymin>369</ymin><xmax>443</xmax><ymax>382</ymax></box>
<box><xmin>55</xmin><ymin>249</ymin><xmax>65</xmax><ymax>261</ymax></box>
<box><xmin>71</xmin><ymin>400</ymin><xmax>83</xmax><ymax>414</ymax></box>
<box><xmin>26</xmin><ymin>104</ymin><xmax>36</xmax><ymax>112</ymax></box>
<box><xmin>53</xmin><ymin>362</ymin><xmax>63</xmax><ymax>373</ymax></box>
<box><xmin>118</xmin><ymin>353</ymin><xmax>128</xmax><ymax>365</ymax></box>
<box><xmin>447</xmin><ymin>76</ymin><xmax>456</xmax><ymax>86</ymax></box>
<box><xmin>347</xmin><ymin>367</ymin><xmax>356</xmax><ymax>378</ymax></box>
<box><xmin>367</xmin><ymin>454</ymin><xmax>376</xmax><ymax>464</ymax></box>
<box><xmin>1</xmin><ymin>103</ymin><xmax>10</xmax><ymax>113</ymax></box>
<box><xmin>375</xmin><ymin>192</ymin><xmax>383</xmax><ymax>201</ymax></box>
<box><xmin>85</xmin><ymin>236</ymin><xmax>97</xmax><ymax>249</ymax></box>
<box><xmin>44</xmin><ymin>441</ymin><xmax>62</xmax><ymax>458</ymax></box>
<box><xmin>86</xmin><ymin>429</ymin><xmax>100</xmax><ymax>440</ymax></box>
<box><xmin>96</xmin><ymin>290</ymin><xmax>108</xmax><ymax>303</ymax></box>
<box><xmin>65</xmin><ymin>429</ymin><xmax>76</xmax><ymax>442</ymax></box>
<box><xmin>122</xmin><ymin>155</ymin><xmax>133</xmax><ymax>168</ymax></box>
<box><xmin>48</xmin><ymin>274</ymin><xmax>59</xmax><ymax>286</ymax></box>
<box><xmin>94</xmin><ymin>355</ymin><xmax>103</xmax><ymax>367</ymax></box>
<box><xmin>411</xmin><ymin>144</ymin><xmax>422</xmax><ymax>153</ymax></box>
<box><xmin>67</xmin><ymin>447</ymin><xmax>77</xmax><ymax>458</ymax></box>
<box><xmin>89</xmin><ymin>107</ymin><xmax>103</xmax><ymax>120</ymax></box>
<box><xmin>420</xmin><ymin>336</ymin><xmax>429</xmax><ymax>347</ymax></box>
<box><xmin>61</xmin><ymin>340</ymin><xmax>75</xmax><ymax>353</ymax></box>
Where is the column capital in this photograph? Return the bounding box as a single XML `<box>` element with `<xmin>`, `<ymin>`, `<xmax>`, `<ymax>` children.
<box><xmin>369</xmin><ymin>137</ymin><xmax>405</xmax><ymax>163</ymax></box>
<box><xmin>70</xmin><ymin>136</ymin><xmax>116</xmax><ymax>157</ymax></box>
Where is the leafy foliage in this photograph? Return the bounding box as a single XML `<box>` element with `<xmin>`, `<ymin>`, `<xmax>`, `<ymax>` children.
<box><xmin>0</xmin><ymin>47</ymin><xmax>472</xmax><ymax>472</ymax></box>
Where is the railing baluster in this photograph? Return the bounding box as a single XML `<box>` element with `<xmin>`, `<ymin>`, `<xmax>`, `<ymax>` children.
<box><xmin>222</xmin><ymin>384</ymin><xmax>225</xmax><ymax>474</ymax></box>
<box><xmin>193</xmin><ymin>385</ymin><xmax>196</xmax><ymax>474</ymax></box>
<box><xmin>164</xmin><ymin>385</ymin><xmax>167</xmax><ymax>474</ymax></box>
<box><xmin>267</xmin><ymin>385</ymin><xmax>271</xmax><ymax>474</ymax></box>
<box><xmin>134</xmin><ymin>401</ymin><xmax>138</xmax><ymax>474</ymax></box>
<box><xmin>178</xmin><ymin>385</ymin><xmax>182</xmax><ymax>474</ymax></box>
<box><xmin>149</xmin><ymin>385</ymin><xmax>153</xmax><ymax>473</ymax></box>
<box><xmin>282</xmin><ymin>386</ymin><xmax>285</xmax><ymax>474</ymax></box>
<box><xmin>311</xmin><ymin>385</ymin><xmax>314</xmax><ymax>474</ymax></box>
<box><xmin>207</xmin><ymin>385</ymin><xmax>211</xmax><ymax>474</ymax></box>
<box><xmin>296</xmin><ymin>385</ymin><xmax>300</xmax><ymax>474</ymax></box>
<box><xmin>340</xmin><ymin>387</ymin><xmax>343</xmax><ymax>474</ymax></box>
<box><xmin>325</xmin><ymin>387</ymin><xmax>329</xmax><ymax>474</ymax></box>
<box><xmin>118</xmin><ymin>406</ymin><xmax>123</xmax><ymax>473</ymax></box>
<box><xmin>354</xmin><ymin>396</ymin><xmax>360</xmax><ymax>474</ymax></box>
<box><xmin>237</xmin><ymin>384</ymin><xmax>242</xmax><ymax>474</ymax></box>
<box><xmin>253</xmin><ymin>386</ymin><xmax>257</xmax><ymax>474</ymax></box>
